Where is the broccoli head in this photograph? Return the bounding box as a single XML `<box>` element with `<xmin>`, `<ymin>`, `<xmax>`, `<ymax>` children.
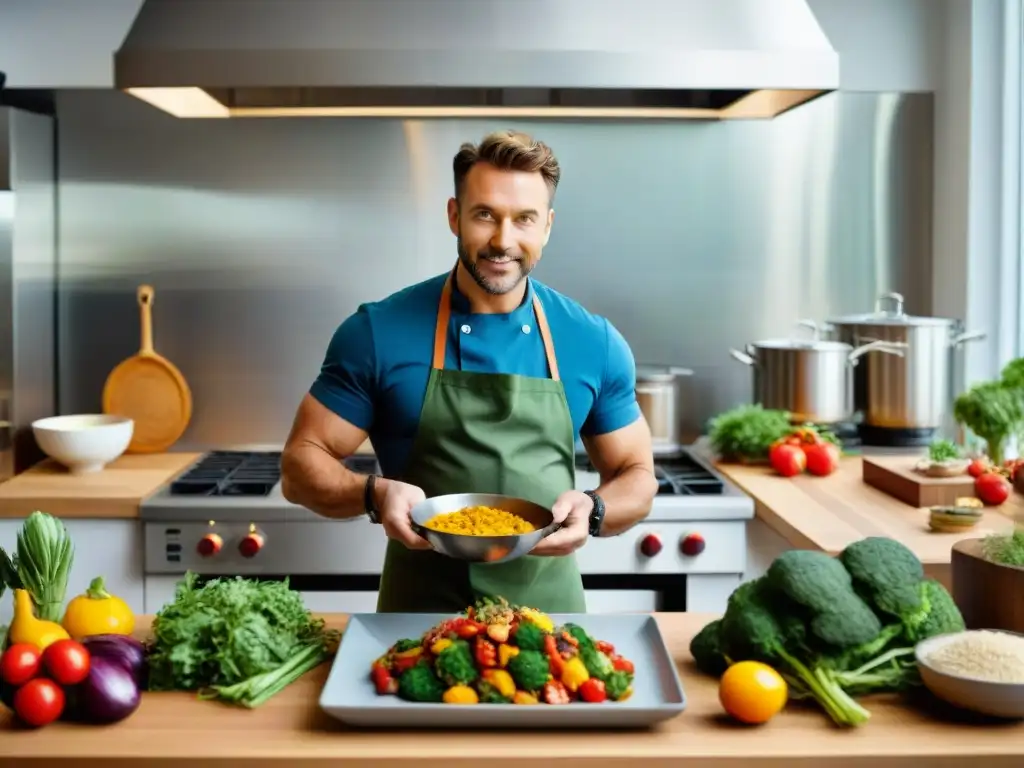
<box><xmin>434</xmin><ymin>640</ymin><xmax>478</xmax><ymax>686</ymax></box>
<box><xmin>507</xmin><ymin>649</ymin><xmax>550</xmax><ymax>691</ymax></box>
<box><xmin>513</xmin><ymin>621</ymin><xmax>547</xmax><ymax>651</ymax></box>
<box><xmin>398</xmin><ymin>662</ymin><xmax>445</xmax><ymax>702</ymax></box>
<box><xmin>580</xmin><ymin>645</ymin><xmax>615</xmax><ymax>680</ymax></box>
<box><xmin>766</xmin><ymin>550</ymin><xmax>882</xmax><ymax>648</ymax></box>
<box><xmin>689</xmin><ymin>619</ymin><xmax>729</xmax><ymax>677</ymax></box>
<box><xmin>604</xmin><ymin>669</ymin><xmax>633</xmax><ymax>701</ymax></box>
<box><xmin>563</xmin><ymin>623</ymin><xmax>593</xmax><ymax>650</ymax></box>
<box><xmin>839</xmin><ymin>537</ymin><xmax>925</xmax><ymax>619</ymax></box>
<box><xmin>902</xmin><ymin>578</ymin><xmax>965</xmax><ymax>642</ymax></box>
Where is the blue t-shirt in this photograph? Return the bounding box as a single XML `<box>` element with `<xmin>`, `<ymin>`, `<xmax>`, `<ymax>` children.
<box><xmin>309</xmin><ymin>271</ymin><xmax>641</xmax><ymax>479</ymax></box>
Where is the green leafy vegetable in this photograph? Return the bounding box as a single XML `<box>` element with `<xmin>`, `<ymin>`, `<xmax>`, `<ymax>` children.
<box><xmin>708</xmin><ymin>405</ymin><xmax>792</xmax><ymax>462</ymax></box>
<box><xmin>953</xmin><ymin>381</ymin><xmax>1024</xmax><ymax>465</ymax></box>
<box><xmin>927</xmin><ymin>439</ymin><xmax>961</xmax><ymax>463</ymax></box>
<box><xmin>147</xmin><ymin>573</ymin><xmax>338</xmax><ymax>707</ymax></box>
<box><xmin>16</xmin><ymin>511</ymin><xmax>73</xmax><ymax>622</ymax></box>
<box><xmin>689</xmin><ymin>537</ymin><xmax>965</xmax><ymax>727</ymax></box>
<box><xmin>981</xmin><ymin>529</ymin><xmax>1024</xmax><ymax>567</ymax></box>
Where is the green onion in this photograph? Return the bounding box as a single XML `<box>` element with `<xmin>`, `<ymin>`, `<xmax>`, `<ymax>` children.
<box><xmin>199</xmin><ymin>642</ymin><xmax>330</xmax><ymax>708</ymax></box>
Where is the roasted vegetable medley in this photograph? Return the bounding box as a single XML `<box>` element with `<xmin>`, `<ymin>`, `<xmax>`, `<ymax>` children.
<box><xmin>369</xmin><ymin>597</ymin><xmax>635</xmax><ymax>705</ymax></box>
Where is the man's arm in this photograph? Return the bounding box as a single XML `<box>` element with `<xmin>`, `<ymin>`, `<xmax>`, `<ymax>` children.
<box><xmin>280</xmin><ymin>310</ymin><xmax>386</xmax><ymax>518</ymax></box>
<box><xmin>581</xmin><ymin>417</ymin><xmax>657</xmax><ymax>536</ymax></box>
<box><xmin>280</xmin><ymin>394</ymin><xmax>381</xmax><ymax>519</ymax></box>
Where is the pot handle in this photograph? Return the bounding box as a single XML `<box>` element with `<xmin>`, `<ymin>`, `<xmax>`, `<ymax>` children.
<box><xmin>951</xmin><ymin>329</ymin><xmax>986</xmax><ymax>347</ymax></box>
<box><xmin>847</xmin><ymin>340</ymin><xmax>907</xmax><ymax>365</ymax></box>
<box><xmin>729</xmin><ymin>348</ymin><xmax>755</xmax><ymax>366</ymax></box>
<box><xmin>794</xmin><ymin>319</ymin><xmax>821</xmax><ymax>341</ymax></box>
<box><xmin>876</xmin><ymin>292</ymin><xmax>905</xmax><ymax>316</ymax></box>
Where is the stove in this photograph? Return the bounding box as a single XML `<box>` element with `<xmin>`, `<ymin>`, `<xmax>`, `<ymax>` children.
<box><xmin>140</xmin><ymin>447</ymin><xmax>753</xmax><ymax>616</ymax></box>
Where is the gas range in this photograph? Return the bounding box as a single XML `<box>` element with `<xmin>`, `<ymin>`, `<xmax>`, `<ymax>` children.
<box><xmin>140</xmin><ymin>446</ymin><xmax>754</xmax><ymax>615</ymax></box>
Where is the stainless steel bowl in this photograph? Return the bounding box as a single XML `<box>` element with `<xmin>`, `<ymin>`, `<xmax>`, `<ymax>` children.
<box><xmin>409</xmin><ymin>493</ymin><xmax>559</xmax><ymax>564</ymax></box>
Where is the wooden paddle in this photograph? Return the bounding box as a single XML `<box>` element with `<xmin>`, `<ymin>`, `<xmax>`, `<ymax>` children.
<box><xmin>102</xmin><ymin>285</ymin><xmax>193</xmax><ymax>453</ymax></box>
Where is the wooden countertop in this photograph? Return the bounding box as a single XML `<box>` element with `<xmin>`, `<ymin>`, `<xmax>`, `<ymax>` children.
<box><xmin>715</xmin><ymin>457</ymin><xmax>1020</xmax><ymax>565</ymax></box>
<box><xmin>0</xmin><ymin>613</ymin><xmax>1020</xmax><ymax>767</ymax></box>
<box><xmin>0</xmin><ymin>453</ymin><xmax>202</xmax><ymax>519</ymax></box>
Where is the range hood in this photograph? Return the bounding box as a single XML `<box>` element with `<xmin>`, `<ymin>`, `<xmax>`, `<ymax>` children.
<box><xmin>115</xmin><ymin>0</ymin><xmax>839</xmax><ymax>121</ymax></box>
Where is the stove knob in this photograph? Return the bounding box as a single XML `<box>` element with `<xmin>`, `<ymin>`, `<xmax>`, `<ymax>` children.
<box><xmin>680</xmin><ymin>533</ymin><xmax>706</xmax><ymax>557</ymax></box>
<box><xmin>197</xmin><ymin>533</ymin><xmax>223</xmax><ymax>557</ymax></box>
<box><xmin>639</xmin><ymin>533</ymin><xmax>663</xmax><ymax>557</ymax></box>
<box><xmin>239</xmin><ymin>531</ymin><xmax>265</xmax><ymax>558</ymax></box>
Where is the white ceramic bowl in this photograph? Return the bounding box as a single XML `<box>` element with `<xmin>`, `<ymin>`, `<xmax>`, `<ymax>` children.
<box><xmin>32</xmin><ymin>414</ymin><xmax>134</xmax><ymax>474</ymax></box>
<box><xmin>915</xmin><ymin>630</ymin><xmax>1024</xmax><ymax>719</ymax></box>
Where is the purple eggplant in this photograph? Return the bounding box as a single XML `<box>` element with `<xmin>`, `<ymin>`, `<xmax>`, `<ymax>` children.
<box><xmin>80</xmin><ymin>635</ymin><xmax>147</xmax><ymax>688</ymax></box>
<box><xmin>76</xmin><ymin>656</ymin><xmax>141</xmax><ymax>724</ymax></box>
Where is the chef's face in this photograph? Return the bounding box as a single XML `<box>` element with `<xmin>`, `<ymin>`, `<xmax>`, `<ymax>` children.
<box><xmin>448</xmin><ymin>162</ymin><xmax>554</xmax><ymax>296</ymax></box>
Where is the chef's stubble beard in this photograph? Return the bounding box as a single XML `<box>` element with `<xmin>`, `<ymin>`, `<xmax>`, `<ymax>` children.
<box><xmin>457</xmin><ymin>237</ymin><xmax>533</xmax><ymax>296</ymax></box>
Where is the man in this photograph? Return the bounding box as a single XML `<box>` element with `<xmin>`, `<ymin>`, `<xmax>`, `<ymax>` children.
<box><xmin>281</xmin><ymin>129</ymin><xmax>658</xmax><ymax>613</ymax></box>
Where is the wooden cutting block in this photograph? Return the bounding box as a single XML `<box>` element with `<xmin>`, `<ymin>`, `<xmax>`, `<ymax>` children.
<box><xmin>862</xmin><ymin>455</ymin><xmax>975</xmax><ymax>508</ymax></box>
<box><xmin>952</xmin><ymin>537</ymin><xmax>1024</xmax><ymax>633</ymax></box>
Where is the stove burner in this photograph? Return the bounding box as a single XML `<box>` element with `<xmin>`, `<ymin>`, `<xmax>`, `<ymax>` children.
<box><xmin>170</xmin><ymin>451</ymin><xmax>282</xmax><ymax>497</ymax></box>
<box><xmin>574</xmin><ymin>451</ymin><xmax>724</xmax><ymax>496</ymax></box>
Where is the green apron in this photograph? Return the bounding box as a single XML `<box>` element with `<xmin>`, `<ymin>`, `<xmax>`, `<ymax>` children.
<box><xmin>376</xmin><ymin>272</ymin><xmax>587</xmax><ymax>614</ymax></box>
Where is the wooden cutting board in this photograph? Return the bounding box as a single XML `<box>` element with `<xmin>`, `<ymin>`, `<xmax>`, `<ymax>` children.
<box><xmin>862</xmin><ymin>454</ymin><xmax>974</xmax><ymax>507</ymax></box>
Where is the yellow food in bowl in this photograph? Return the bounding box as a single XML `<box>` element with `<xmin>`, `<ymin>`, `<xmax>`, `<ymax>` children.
<box><xmin>423</xmin><ymin>506</ymin><xmax>536</xmax><ymax>536</ymax></box>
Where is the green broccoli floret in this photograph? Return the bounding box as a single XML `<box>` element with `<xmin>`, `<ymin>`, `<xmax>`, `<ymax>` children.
<box><xmin>392</xmin><ymin>638</ymin><xmax>422</xmax><ymax>653</ymax></box>
<box><xmin>689</xmin><ymin>618</ymin><xmax>729</xmax><ymax>677</ymax></box>
<box><xmin>580</xmin><ymin>645</ymin><xmax>615</xmax><ymax>680</ymax></box>
<box><xmin>434</xmin><ymin>640</ymin><xmax>478</xmax><ymax>686</ymax></box>
<box><xmin>903</xmin><ymin>578</ymin><xmax>966</xmax><ymax>642</ymax></box>
<box><xmin>513</xmin><ymin>621</ymin><xmax>547</xmax><ymax>651</ymax></box>
<box><xmin>398</xmin><ymin>662</ymin><xmax>445</xmax><ymax>702</ymax></box>
<box><xmin>563</xmin><ymin>623</ymin><xmax>594</xmax><ymax>650</ymax></box>
<box><xmin>477</xmin><ymin>682</ymin><xmax>511</xmax><ymax>703</ymax></box>
<box><xmin>604</xmin><ymin>669</ymin><xmax>633</xmax><ymax>701</ymax></box>
<box><xmin>766</xmin><ymin>550</ymin><xmax>882</xmax><ymax>648</ymax></box>
<box><xmin>839</xmin><ymin>537</ymin><xmax>925</xmax><ymax>619</ymax></box>
<box><xmin>507</xmin><ymin>649</ymin><xmax>550</xmax><ymax>691</ymax></box>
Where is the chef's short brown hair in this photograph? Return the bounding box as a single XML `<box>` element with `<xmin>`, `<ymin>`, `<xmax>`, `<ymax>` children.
<box><xmin>453</xmin><ymin>130</ymin><xmax>561</xmax><ymax>203</ymax></box>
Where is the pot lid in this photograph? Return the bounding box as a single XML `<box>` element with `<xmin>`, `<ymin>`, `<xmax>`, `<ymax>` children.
<box><xmin>826</xmin><ymin>292</ymin><xmax>957</xmax><ymax>327</ymax></box>
<box><xmin>752</xmin><ymin>338</ymin><xmax>851</xmax><ymax>351</ymax></box>
<box><xmin>637</xmin><ymin>365</ymin><xmax>694</xmax><ymax>382</ymax></box>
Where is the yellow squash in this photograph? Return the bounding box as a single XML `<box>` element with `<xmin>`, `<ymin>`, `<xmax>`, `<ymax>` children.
<box><xmin>9</xmin><ymin>589</ymin><xmax>70</xmax><ymax>649</ymax></box>
<box><xmin>61</xmin><ymin>576</ymin><xmax>135</xmax><ymax>638</ymax></box>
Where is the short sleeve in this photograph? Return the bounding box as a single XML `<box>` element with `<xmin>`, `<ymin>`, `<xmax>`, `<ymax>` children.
<box><xmin>308</xmin><ymin>308</ymin><xmax>377</xmax><ymax>431</ymax></box>
<box><xmin>581</xmin><ymin>318</ymin><xmax>641</xmax><ymax>436</ymax></box>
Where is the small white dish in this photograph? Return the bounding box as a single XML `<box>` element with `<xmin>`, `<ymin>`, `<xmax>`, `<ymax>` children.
<box><xmin>915</xmin><ymin>630</ymin><xmax>1024</xmax><ymax>719</ymax></box>
<box><xmin>32</xmin><ymin>414</ymin><xmax>134</xmax><ymax>474</ymax></box>
<box><xmin>914</xmin><ymin>458</ymin><xmax>971</xmax><ymax>478</ymax></box>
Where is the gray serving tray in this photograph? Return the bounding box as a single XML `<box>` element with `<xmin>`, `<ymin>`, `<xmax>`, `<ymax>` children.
<box><xmin>319</xmin><ymin>612</ymin><xmax>686</xmax><ymax>728</ymax></box>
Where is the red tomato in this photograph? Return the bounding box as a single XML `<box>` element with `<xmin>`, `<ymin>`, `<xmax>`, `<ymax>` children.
<box><xmin>975</xmin><ymin>472</ymin><xmax>1011</xmax><ymax>506</ymax></box>
<box><xmin>769</xmin><ymin>443</ymin><xmax>806</xmax><ymax>477</ymax></box>
<box><xmin>804</xmin><ymin>442</ymin><xmax>840</xmax><ymax>477</ymax></box>
<box><xmin>13</xmin><ymin>678</ymin><xmax>64</xmax><ymax>727</ymax></box>
<box><xmin>0</xmin><ymin>644</ymin><xmax>42</xmax><ymax>687</ymax></box>
<box><xmin>41</xmin><ymin>639</ymin><xmax>90</xmax><ymax>686</ymax></box>
<box><xmin>968</xmin><ymin>458</ymin><xmax>991</xmax><ymax>478</ymax></box>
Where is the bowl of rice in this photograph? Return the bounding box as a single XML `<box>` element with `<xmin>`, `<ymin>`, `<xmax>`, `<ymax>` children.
<box><xmin>409</xmin><ymin>493</ymin><xmax>559</xmax><ymax>564</ymax></box>
<box><xmin>915</xmin><ymin>629</ymin><xmax>1024</xmax><ymax>719</ymax></box>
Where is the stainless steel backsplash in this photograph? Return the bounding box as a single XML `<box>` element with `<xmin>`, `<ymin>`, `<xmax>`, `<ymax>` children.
<box><xmin>55</xmin><ymin>90</ymin><xmax>933</xmax><ymax>449</ymax></box>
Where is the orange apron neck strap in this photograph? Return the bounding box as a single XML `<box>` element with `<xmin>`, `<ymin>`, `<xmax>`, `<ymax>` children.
<box><xmin>432</xmin><ymin>274</ymin><xmax>561</xmax><ymax>381</ymax></box>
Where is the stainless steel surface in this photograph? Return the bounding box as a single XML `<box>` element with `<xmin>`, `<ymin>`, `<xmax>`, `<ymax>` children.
<box><xmin>636</xmin><ymin>366</ymin><xmax>693</xmax><ymax>455</ymax></box>
<box><xmin>730</xmin><ymin>320</ymin><xmax>905</xmax><ymax>424</ymax></box>
<box><xmin>406</xmin><ymin>493</ymin><xmax>557</xmax><ymax>564</ymax></box>
<box><xmin>56</xmin><ymin>91</ymin><xmax>934</xmax><ymax>445</ymax></box>
<box><xmin>116</xmin><ymin>0</ymin><xmax>836</xmax><ymax>120</ymax></box>
<box><xmin>0</xmin><ymin>106</ymin><xmax>57</xmax><ymax>480</ymax></box>
<box><xmin>826</xmin><ymin>292</ymin><xmax>986</xmax><ymax>430</ymax></box>
<box><xmin>320</xmin><ymin>613</ymin><xmax>686</xmax><ymax>728</ymax></box>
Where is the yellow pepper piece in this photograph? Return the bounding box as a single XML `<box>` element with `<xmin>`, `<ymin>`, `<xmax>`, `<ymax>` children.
<box><xmin>519</xmin><ymin>608</ymin><xmax>554</xmax><ymax>633</ymax></box>
<box><xmin>9</xmin><ymin>589</ymin><xmax>70</xmax><ymax>650</ymax></box>
<box><xmin>498</xmin><ymin>643</ymin><xmax>519</xmax><ymax>667</ymax></box>
<box><xmin>618</xmin><ymin>687</ymin><xmax>633</xmax><ymax>702</ymax></box>
<box><xmin>512</xmin><ymin>691</ymin><xmax>538</xmax><ymax>705</ymax></box>
<box><xmin>431</xmin><ymin>638</ymin><xmax>453</xmax><ymax>655</ymax></box>
<box><xmin>482</xmin><ymin>668</ymin><xmax>516</xmax><ymax>699</ymax></box>
<box><xmin>61</xmin><ymin>576</ymin><xmax>136</xmax><ymax>639</ymax></box>
<box><xmin>442</xmin><ymin>685</ymin><xmax>479</xmax><ymax>704</ymax></box>
<box><xmin>560</xmin><ymin>656</ymin><xmax>590</xmax><ymax>693</ymax></box>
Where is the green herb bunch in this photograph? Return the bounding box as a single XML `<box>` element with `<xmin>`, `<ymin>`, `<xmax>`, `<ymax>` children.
<box><xmin>708</xmin><ymin>404</ymin><xmax>792</xmax><ymax>462</ymax></box>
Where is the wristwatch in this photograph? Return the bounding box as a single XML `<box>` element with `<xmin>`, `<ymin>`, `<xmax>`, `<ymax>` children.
<box><xmin>583</xmin><ymin>490</ymin><xmax>605</xmax><ymax>537</ymax></box>
<box><xmin>364</xmin><ymin>474</ymin><xmax>382</xmax><ymax>524</ymax></box>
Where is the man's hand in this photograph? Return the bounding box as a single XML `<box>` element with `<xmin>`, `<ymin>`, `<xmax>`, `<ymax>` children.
<box><xmin>530</xmin><ymin>490</ymin><xmax>593</xmax><ymax>557</ymax></box>
<box><xmin>378</xmin><ymin>479</ymin><xmax>431</xmax><ymax>550</ymax></box>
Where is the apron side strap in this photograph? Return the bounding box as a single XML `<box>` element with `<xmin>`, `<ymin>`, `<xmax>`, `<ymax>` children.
<box><xmin>532</xmin><ymin>295</ymin><xmax>560</xmax><ymax>382</ymax></box>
